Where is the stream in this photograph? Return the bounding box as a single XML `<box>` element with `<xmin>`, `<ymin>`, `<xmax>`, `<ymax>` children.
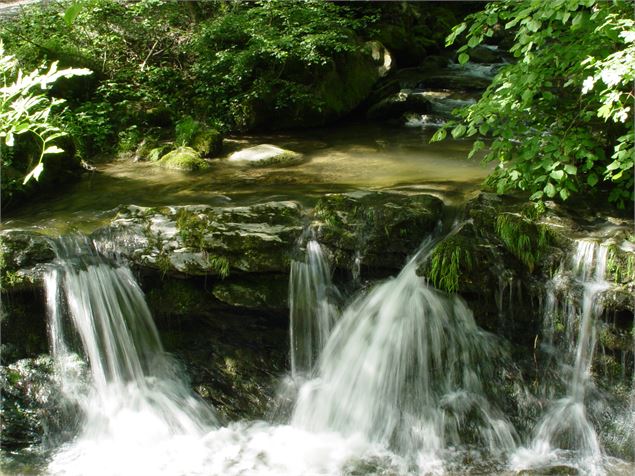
<box><xmin>1</xmin><ymin>76</ymin><xmax>633</xmax><ymax>475</ymax></box>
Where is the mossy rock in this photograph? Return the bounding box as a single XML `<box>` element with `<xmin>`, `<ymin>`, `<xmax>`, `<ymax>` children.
<box><xmin>0</xmin><ymin>231</ymin><xmax>55</xmax><ymax>291</ymax></box>
<box><xmin>211</xmin><ymin>276</ymin><xmax>288</xmax><ymax>311</ymax></box>
<box><xmin>0</xmin><ymin>355</ymin><xmax>82</xmax><ymax>451</ymax></box>
<box><xmin>314</xmin><ymin>191</ymin><xmax>443</xmax><ymax>272</ymax></box>
<box><xmin>228</xmin><ymin>144</ymin><xmax>304</xmax><ymax>168</ymax></box>
<box><xmin>96</xmin><ymin>201</ymin><xmax>305</xmax><ymax>277</ymax></box>
<box><xmin>157</xmin><ymin>147</ymin><xmax>209</xmax><ymax>171</ymax></box>
<box><xmin>147</xmin><ymin>144</ymin><xmax>171</xmax><ymax>162</ymax></box>
<box><xmin>191</xmin><ymin>128</ymin><xmax>223</xmax><ymax>158</ymax></box>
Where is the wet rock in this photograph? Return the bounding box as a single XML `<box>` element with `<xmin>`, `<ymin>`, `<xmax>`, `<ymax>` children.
<box><xmin>517</xmin><ymin>466</ymin><xmax>580</xmax><ymax>475</ymax></box>
<box><xmin>463</xmin><ymin>44</ymin><xmax>506</xmax><ymax>64</ymax></box>
<box><xmin>95</xmin><ymin>201</ymin><xmax>305</xmax><ymax>277</ymax></box>
<box><xmin>313</xmin><ymin>191</ymin><xmax>444</xmax><ymax>272</ymax></box>
<box><xmin>417</xmin><ymin>192</ymin><xmax>634</xmax><ymax>374</ymax></box>
<box><xmin>157</xmin><ymin>146</ymin><xmax>210</xmax><ymax>171</ymax></box>
<box><xmin>0</xmin><ymin>230</ymin><xmax>55</xmax><ymax>291</ymax></box>
<box><xmin>158</xmin><ymin>310</ymin><xmax>287</xmax><ymax>421</ymax></box>
<box><xmin>416</xmin><ymin>73</ymin><xmax>491</xmax><ymax>91</ymax></box>
<box><xmin>366</xmin><ymin>89</ymin><xmax>431</xmax><ymax>121</ymax></box>
<box><xmin>211</xmin><ymin>275</ymin><xmax>288</xmax><ymax>312</ymax></box>
<box><xmin>227</xmin><ymin>144</ymin><xmax>304</xmax><ymax>168</ymax></box>
<box><xmin>0</xmin><ymin>355</ymin><xmax>83</xmax><ymax>450</ymax></box>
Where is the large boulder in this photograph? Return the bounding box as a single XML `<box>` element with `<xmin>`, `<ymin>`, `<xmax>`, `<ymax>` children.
<box><xmin>227</xmin><ymin>144</ymin><xmax>304</xmax><ymax>168</ymax></box>
<box><xmin>312</xmin><ymin>192</ymin><xmax>444</xmax><ymax>273</ymax></box>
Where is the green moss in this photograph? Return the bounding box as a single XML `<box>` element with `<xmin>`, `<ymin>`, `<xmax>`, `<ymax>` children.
<box><xmin>147</xmin><ymin>144</ymin><xmax>170</xmax><ymax>162</ymax></box>
<box><xmin>175</xmin><ymin>209</ymin><xmax>207</xmax><ymax>249</ymax></box>
<box><xmin>146</xmin><ymin>279</ymin><xmax>208</xmax><ymax>317</ymax></box>
<box><xmin>157</xmin><ymin>147</ymin><xmax>209</xmax><ymax>171</ymax></box>
<box><xmin>191</xmin><ymin>128</ymin><xmax>222</xmax><ymax>158</ymax></box>
<box><xmin>426</xmin><ymin>234</ymin><xmax>473</xmax><ymax>293</ymax></box>
<box><xmin>174</xmin><ymin>209</ymin><xmax>231</xmax><ymax>278</ymax></box>
<box><xmin>495</xmin><ymin>213</ymin><xmax>551</xmax><ymax>273</ymax></box>
<box><xmin>606</xmin><ymin>246</ymin><xmax>635</xmax><ymax>284</ymax></box>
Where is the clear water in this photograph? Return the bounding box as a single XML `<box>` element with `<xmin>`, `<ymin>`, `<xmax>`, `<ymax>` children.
<box><xmin>1</xmin><ymin>122</ymin><xmax>489</xmax><ymax>234</ymax></box>
<box><xmin>510</xmin><ymin>241</ymin><xmax>619</xmax><ymax>475</ymax></box>
<box><xmin>289</xmin><ymin>239</ymin><xmax>340</xmax><ymax>377</ymax></box>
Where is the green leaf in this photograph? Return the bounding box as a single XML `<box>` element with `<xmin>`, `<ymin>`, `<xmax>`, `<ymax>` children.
<box><xmin>23</xmin><ymin>162</ymin><xmax>44</xmax><ymax>184</ymax></box>
<box><xmin>42</xmin><ymin>145</ymin><xmax>65</xmax><ymax>155</ymax></box>
<box><xmin>564</xmin><ymin>164</ymin><xmax>577</xmax><ymax>175</ymax></box>
<box><xmin>544</xmin><ymin>182</ymin><xmax>557</xmax><ymax>198</ymax></box>
<box><xmin>458</xmin><ymin>53</ymin><xmax>470</xmax><ymax>65</ymax></box>
<box><xmin>451</xmin><ymin>124</ymin><xmax>466</xmax><ymax>139</ymax></box>
<box><xmin>64</xmin><ymin>3</ymin><xmax>83</xmax><ymax>27</ymax></box>
<box><xmin>430</xmin><ymin>129</ymin><xmax>447</xmax><ymax>142</ymax></box>
<box><xmin>559</xmin><ymin>188</ymin><xmax>570</xmax><ymax>200</ymax></box>
<box><xmin>529</xmin><ymin>191</ymin><xmax>544</xmax><ymax>200</ymax></box>
<box><xmin>587</xmin><ymin>173</ymin><xmax>598</xmax><ymax>187</ymax></box>
<box><xmin>550</xmin><ymin>170</ymin><xmax>565</xmax><ymax>181</ymax></box>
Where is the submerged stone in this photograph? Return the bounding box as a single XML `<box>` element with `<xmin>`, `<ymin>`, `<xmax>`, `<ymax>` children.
<box><xmin>227</xmin><ymin>144</ymin><xmax>304</xmax><ymax>168</ymax></box>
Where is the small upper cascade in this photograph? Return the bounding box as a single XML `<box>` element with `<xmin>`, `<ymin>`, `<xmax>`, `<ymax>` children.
<box><xmin>43</xmin><ymin>235</ymin><xmax>218</xmax><ymax>475</ymax></box>
<box><xmin>512</xmin><ymin>240</ymin><xmax>612</xmax><ymax>475</ymax></box>
<box><xmin>289</xmin><ymin>239</ymin><xmax>340</xmax><ymax>377</ymax></box>
<box><xmin>292</xmin><ymin>237</ymin><xmax>517</xmax><ymax>472</ymax></box>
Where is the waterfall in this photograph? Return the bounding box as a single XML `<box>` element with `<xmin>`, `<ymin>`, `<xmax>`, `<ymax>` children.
<box><xmin>43</xmin><ymin>236</ymin><xmax>218</xmax><ymax>476</ymax></box>
<box><xmin>292</xmin><ymin>238</ymin><xmax>517</xmax><ymax>472</ymax></box>
<box><xmin>512</xmin><ymin>240</ymin><xmax>611</xmax><ymax>475</ymax></box>
<box><xmin>289</xmin><ymin>239</ymin><xmax>340</xmax><ymax>377</ymax></box>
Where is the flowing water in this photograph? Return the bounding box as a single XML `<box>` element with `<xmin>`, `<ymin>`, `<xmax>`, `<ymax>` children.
<box><xmin>3</xmin><ymin>228</ymin><xmax>633</xmax><ymax>475</ymax></box>
<box><xmin>289</xmin><ymin>239</ymin><xmax>340</xmax><ymax>377</ymax></box>
<box><xmin>511</xmin><ymin>241</ymin><xmax>618</xmax><ymax>475</ymax></box>
<box><xmin>43</xmin><ymin>236</ymin><xmax>219</xmax><ymax>475</ymax></box>
<box><xmin>292</xmin><ymin>236</ymin><xmax>517</xmax><ymax>474</ymax></box>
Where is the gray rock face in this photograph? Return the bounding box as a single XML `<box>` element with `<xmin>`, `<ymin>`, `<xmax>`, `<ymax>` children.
<box><xmin>95</xmin><ymin>201</ymin><xmax>305</xmax><ymax>276</ymax></box>
<box><xmin>227</xmin><ymin>144</ymin><xmax>304</xmax><ymax>168</ymax></box>
<box><xmin>0</xmin><ymin>230</ymin><xmax>55</xmax><ymax>291</ymax></box>
<box><xmin>312</xmin><ymin>191</ymin><xmax>444</xmax><ymax>272</ymax></box>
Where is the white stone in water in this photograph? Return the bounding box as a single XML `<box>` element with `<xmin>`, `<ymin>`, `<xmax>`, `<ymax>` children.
<box><xmin>227</xmin><ymin>144</ymin><xmax>303</xmax><ymax>167</ymax></box>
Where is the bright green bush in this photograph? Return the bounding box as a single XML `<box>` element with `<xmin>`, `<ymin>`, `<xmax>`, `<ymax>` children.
<box><xmin>0</xmin><ymin>42</ymin><xmax>90</xmax><ymax>184</ymax></box>
<box><xmin>434</xmin><ymin>0</ymin><xmax>634</xmax><ymax>208</ymax></box>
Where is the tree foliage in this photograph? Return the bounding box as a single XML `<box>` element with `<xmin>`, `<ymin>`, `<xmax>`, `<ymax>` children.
<box><xmin>191</xmin><ymin>0</ymin><xmax>374</xmax><ymax>129</ymax></box>
<box><xmin>434</xmin><ymin>0</ymin><xmax>634</xmax><ymax>208</ymax></box>
<box><xmin>0</xmin><ymin>42</ymin><xmax>90</xmax><ymax>184</ymax></box>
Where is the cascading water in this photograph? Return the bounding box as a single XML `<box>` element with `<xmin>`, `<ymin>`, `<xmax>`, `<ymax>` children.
<box><xmin>512</xmin><ymin>240</ymin><xmax>612</xmax><ymax>474</ymax></box>
<box><xmin>292</xmin><ymin>237</ymin><xmax>517</xmax><ymax>473</ymax></box>
<box><xmin>44</xmin><ymin>236</ymin><xmax>218</xmax><ymax>475</ymax></box>
<box><xmin>288</xmin><ymin>239</ymin><xmax>340</xmax><ymax>377</ymax></box>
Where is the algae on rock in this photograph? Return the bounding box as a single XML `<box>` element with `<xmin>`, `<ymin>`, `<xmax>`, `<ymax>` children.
<box><xmin>157</xmin><ymin>147</ymin><xmax>210</xmax><ymax>171</ymax></box>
